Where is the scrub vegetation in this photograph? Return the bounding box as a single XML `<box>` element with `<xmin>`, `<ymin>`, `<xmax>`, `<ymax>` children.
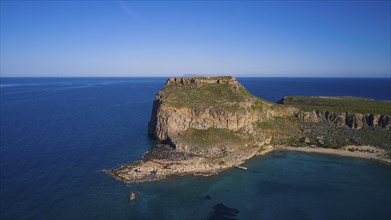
<box><xmin>279</xmin><ymin>96</ymin><xmax>391</xmax><ymax>115</ymax></box>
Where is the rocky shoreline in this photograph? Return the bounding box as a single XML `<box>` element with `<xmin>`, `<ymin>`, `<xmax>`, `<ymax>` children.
<box><xmin>107</xmin><ymin>142</ymin><xmax>263</xmax><ymax>183</ymax></box>
<box><xmin>106</xmin><ymin>145</ymin><xmax>390</xmax><ymax>184</ymax></box>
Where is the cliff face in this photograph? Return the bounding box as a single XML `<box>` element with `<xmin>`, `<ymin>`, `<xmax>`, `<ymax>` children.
<box><xmin>148</xmin><ymin>77</ymin><xmax>291</xmax><ymax>142</ymax></box>
<box><xmin>277</xmin><ymin>96</ymin><xmax>391</xmax><ymax>129</ymax></box>
<box><xmin>148</xmin><ymin>104</ymin><xmax>261</xmax><ymax>141</ymax></box>
<box><xmin>296</xmin><ymin>111</ymin><xmax>391</xmax><ymax>129</ymax></box>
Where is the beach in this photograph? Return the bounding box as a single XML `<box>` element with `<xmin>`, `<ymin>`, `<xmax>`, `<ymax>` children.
<box><xmin>280</xmin><ymin>145</ymin><xmax>391</xmax><ymax>165</ymax></box>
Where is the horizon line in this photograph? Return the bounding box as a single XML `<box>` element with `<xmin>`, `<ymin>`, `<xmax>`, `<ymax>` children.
<box><xmin>1</xmin><ymin>76</ymin><xmax>390</xmax><ymax>79</ymax></box>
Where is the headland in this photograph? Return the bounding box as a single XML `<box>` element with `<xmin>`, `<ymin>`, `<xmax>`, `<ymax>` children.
<box><xmin>107</xmin><ymin>77</ymin><xmax>391</xmax><ymax>183</ymax></box>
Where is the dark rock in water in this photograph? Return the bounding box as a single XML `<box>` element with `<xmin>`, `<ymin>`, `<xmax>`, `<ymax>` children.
<box><xmin>207</xmin><ymin>203</ymin><xmax>239</xmax><ymax>220</ymax></box>
<box><xmin>204</xmin><ymin>195</ymin><xmax>212</xmax><ymax>200</ymax></box>
<box><xmin>129</xmin><ymin>192</ymin><xmax>136</xmax><ymax>202</ymax></box>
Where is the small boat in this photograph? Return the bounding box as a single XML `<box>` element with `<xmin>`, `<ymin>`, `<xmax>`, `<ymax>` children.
<box><xmin>235</xmin><ymin>165</ymin><xmax>247</xmax><ymax>170</ymax></box>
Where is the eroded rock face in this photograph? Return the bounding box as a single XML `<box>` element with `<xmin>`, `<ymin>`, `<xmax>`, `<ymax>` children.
<box><xmin>148</xmin><ymin>77</ymin><xmax>292</xmax><ymax>141</ymax></box>
<box><xmin>149</xmin><ymin>105</ymin><xmax>262</xmax><ymax>141</ymax></box>
<box><xmin>295</xmin><ymin>110</ymin><xmax>391</xmax><ymax>129</ymax></box>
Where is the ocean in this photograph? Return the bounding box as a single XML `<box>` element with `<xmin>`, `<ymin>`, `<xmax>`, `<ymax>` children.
<box><xmin>1</xmin><ymin>77</ymin><xmax>390</xmax><ymax>220</ymax></box>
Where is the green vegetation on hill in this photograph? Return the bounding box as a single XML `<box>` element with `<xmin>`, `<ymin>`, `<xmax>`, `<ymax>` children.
<box><xmin>255</xmin><ymin>117</ymin><xmax>301</xmax><ymax>145</ymax></box>
<box><xmin>279</xmin><ymin>96</ymin><xmax>391</xmax><ymax>115</ymax></box>
<box><xmin>178</xmin><ymin>128</ymin><xmax>248</xmax><ymax>147</ymax></box>
<box><xmin>162</xmin><ymin>83</ymin><xmax>260</xmax><ymax>112</ymax></box>
<box><xmin>302</xmin><ymin>121</ymin><xmax>391</xmax><ymax>150</ymax></box>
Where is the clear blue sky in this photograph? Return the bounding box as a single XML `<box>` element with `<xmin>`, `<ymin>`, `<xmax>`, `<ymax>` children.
<box><xmin>1</xmin><ymin>1</ymin><xmax>390</xmax><ymax>77</ymax></box>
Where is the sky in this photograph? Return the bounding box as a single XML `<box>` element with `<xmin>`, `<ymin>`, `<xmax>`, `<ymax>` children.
<box><xmin>0</xmin><ymin>1</ymin><xmax>390</xmax><ymax>77</ymax></box>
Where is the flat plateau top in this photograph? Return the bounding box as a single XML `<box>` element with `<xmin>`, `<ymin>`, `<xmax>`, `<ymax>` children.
<box><xmin>280</xmin><ymin>96</ymin><xmax>391</xmax><ymax>115</ymax></box>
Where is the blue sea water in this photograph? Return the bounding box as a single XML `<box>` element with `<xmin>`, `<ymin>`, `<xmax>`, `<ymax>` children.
<box><xmin>1</xmin><ymin>77</ymin><xmax>390</xmax><ymax>220</ymax></box>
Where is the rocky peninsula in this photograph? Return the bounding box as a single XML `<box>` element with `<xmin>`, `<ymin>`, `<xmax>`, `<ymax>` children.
<box><xmin>107</xmin><ymin>77</ymin><xmax>391</xmax><ymax>183</ymax></box>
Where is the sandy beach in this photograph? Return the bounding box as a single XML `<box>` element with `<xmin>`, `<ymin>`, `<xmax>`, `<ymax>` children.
<box><xmin>276</xmin><ymin>145</ymin><xmax>391</xmax><ymax>165</ymax></box>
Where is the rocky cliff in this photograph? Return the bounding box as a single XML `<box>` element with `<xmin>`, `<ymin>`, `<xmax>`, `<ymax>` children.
<box><xmin>148</xmin><ymin>76</ymin><xmax>292</xmax><ymax>142</ymax></box>
<box><xmin>107</xmin><ymin>77</ymin><xmax>391</xmax><ymax>183</ymax></box>
<box><xmin>295</xmin><ymin>111</ymin><xmax>391</xmax><ymax>129</ymax></box>
<box><xmin>279</xmin><ymin>96</ymin><xmax>391</xmax><ymax>129</ymax></box>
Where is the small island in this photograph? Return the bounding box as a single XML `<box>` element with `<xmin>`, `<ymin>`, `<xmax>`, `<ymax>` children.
<box><xmin>107</xmin><ymin>77</ymin><xmax>391</xmax><ymax>183</ymax></box>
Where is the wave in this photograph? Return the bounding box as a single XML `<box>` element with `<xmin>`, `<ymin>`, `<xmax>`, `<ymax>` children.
<box><xmin>0</xmin><ymin>83</ymin><xmax>41</xmax><ymax>88</ymax></box>
<box><xmin>0</xmin><ymin>80</ymin><xmax>143</xmax><ymax>88</ymax></box>
<box><xmin>51</xmin><ymin>84</ymin><xmax>95</xmax><ymax>91</ymax></box>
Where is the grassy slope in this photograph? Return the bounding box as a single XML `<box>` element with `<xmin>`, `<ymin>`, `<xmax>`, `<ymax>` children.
<box><xmin>177</xmin><ymin>128</ymin><xmax>248</xmax><ymax>147</ymax></box>
<box><xmin>302</xmin><ymin>121</ymin><xmax>391</xmax><ymax>150</ymax></box>
<box><xmin>161</xmin><ymin>81</ymin><xmax>268</xmax><ymax>112</ymax></box>
<box><xmin>280</xmin><ymin>96</ymin><xmax>391</xmax><ymax>115</ymax></box>
<box><xmin>255</xmin><ymin>116</ymin><xmax>301</xmax><ymax>145</ymax></box>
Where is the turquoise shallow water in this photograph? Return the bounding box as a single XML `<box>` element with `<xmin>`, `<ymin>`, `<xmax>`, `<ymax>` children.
<box><xmin>129</xmin><ymin>151</ymin><xmax>391</xmax><ymax>220</ymax></box>
<box><xmin>1</xmin><ymin>77</ymin><xmax>390</xmax><ymax>219</ymax></box>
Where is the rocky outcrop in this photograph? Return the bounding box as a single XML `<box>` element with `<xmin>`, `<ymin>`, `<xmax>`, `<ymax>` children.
<box><xmin>295</xmin><ymin>111</ymin><xmax>391</xmax><ymax>129</ymax></box>
<box><xmin>108</xmin><ymin>77</ymin><xmax>391</xmax><ymax>183</ymax></box>
<box><xmin>148</xmin><ymin>77</ymin><xmax>292</xmax><ymax>141</ymax></box>
<box><xmin>378</xmin><ymin>115</ymin><xmax>391</xmax><ymax>128</ymax></box>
